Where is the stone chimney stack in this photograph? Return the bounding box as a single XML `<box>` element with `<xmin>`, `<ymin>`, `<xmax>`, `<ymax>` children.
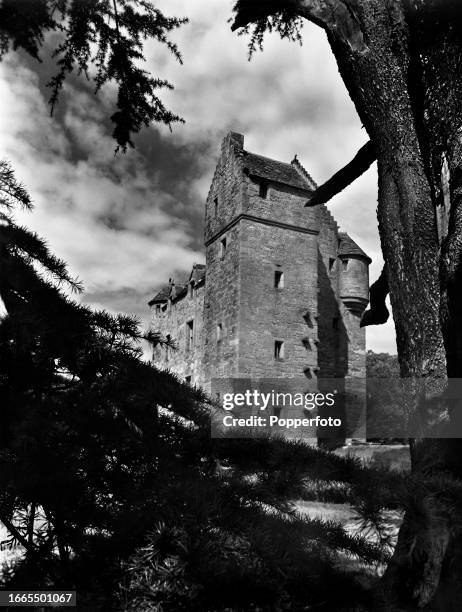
<box><xmin>168</xmin><ymin>277</ymin><xmax>175</xmax><ymax>300</ymax></box>
<box><xmin>229</xmin><ymin>132</ymin><xmax>244</xmax><ymax>151</ymax></box>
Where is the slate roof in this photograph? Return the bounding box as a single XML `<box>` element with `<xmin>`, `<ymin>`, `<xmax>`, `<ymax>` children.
<box><xmin>338</xmin><ymin>232</ymin><xmax>371</xmax><ymax>263</ymax></box>
<box><xmin>148</xmin><ymin>264</ymin><xmax>206</xmax><ymax>306</ymax></box>
<box><xmin>242</xmin><ymin>151</ymin><xmax>314</xmax><ymax>192</ymax></box>
<box><xmin>171</xmin><ymin>284</ymin><xmax>188</xmax><ymax>301</ymax></box>
<box><xmin>148</xmin><ymin>286</ymin><xmax>170</xmax><ymax>305</ymax></box>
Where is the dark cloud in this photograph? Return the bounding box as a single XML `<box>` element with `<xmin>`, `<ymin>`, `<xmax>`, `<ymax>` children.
<box><xmin>0</xmin><ymin>0</ymin><xmax>396</xmax><ymax>354</ymax></box>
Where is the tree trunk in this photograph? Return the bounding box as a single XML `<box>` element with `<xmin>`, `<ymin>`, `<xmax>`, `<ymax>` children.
<box><xmin>324</xmin><ymin>1</ymin><xmax>451</xmax><ymax>608</ymax></box>
<box><xmin>234</xmin><ymin>0</ymin><xmax>462</xmax><ymax>606</ymax></box>
<box><xmin>326</xmin><ymin>0</ymin><xmax>445</xmax><ymax>374</ymax></box>
<box><xmin>405</xmin><ymin>9</ymin><xmax>462</xmax><ymax>610</ymax></box>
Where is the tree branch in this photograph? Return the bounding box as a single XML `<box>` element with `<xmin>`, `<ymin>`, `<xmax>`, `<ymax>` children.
<box><xmin>305</xmin><ymin>140</ymin><xmax>376</xmax><ymax>206</ymax></box>
<box><xmin>232</xmin><ymin>1</ymin><xmax>286</xmax><ymax>28</ymax></box>
<box><xmin>361</xmin><ymin>265</ymin><xmax>389</xmax><ymax>328</ymax></box>
<box><xmin>231</xmin><ymin>0</ymin><xmax>366</xmax><ymax>51</ymax></box>
<box><xmin>0</xmin><ymin>514</ymin><xmax>38</xmax><ymax>555</ymax></box>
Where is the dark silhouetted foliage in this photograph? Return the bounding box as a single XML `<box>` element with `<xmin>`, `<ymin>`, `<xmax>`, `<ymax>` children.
<box><xmin>0</xmin><ymin>0</ymin><xmax>187</xmax><ymax>151</ymax></box>
<box><xmin>0</xmin><ymin>162</ymin><xmax>391</xmax><ymax>610</ymax></box>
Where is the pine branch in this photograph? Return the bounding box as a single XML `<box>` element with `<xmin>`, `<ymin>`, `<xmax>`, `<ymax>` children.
<box><xmin>0</xmin><ymin>0</ymin><xmax>57</xmax><ymax>61</ymax></box>
<box><xmin>0</xmin><ymin>514</ymin><xmax>38</xmax><ymax>555</ymax></box>
<box><xmin>0</xmin><ymin>160</ymin><xmax>33</xmax><ymax>211</ymax></box>
<box><xmin>1</xmin><ymin>223</ymin><xmax>81</xmax><ymax>291</ymax></box>
<box><xmin>1</xmin><ymin>1</ymin><xmax>188</xmax><ymax>150</ymax></box>
<box><xmin>231</xmin><ymin>0</ymin><xmax>367</xmax><ymax>53</ymax></box>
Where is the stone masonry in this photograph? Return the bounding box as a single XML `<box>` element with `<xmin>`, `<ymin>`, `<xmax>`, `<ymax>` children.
<box><xmin>149</xmin><ymin>132</ymin><xmax>371</xmax><ymax>437</ymax></box>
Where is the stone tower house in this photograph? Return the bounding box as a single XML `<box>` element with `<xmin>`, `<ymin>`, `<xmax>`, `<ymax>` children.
<box><xmin>150</xmin><ymin>133</ymin><xmax>370</xmax><ymax>416</ymax></box>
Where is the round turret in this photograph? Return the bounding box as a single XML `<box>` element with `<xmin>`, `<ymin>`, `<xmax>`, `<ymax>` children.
<box><xmin>337</xmin><ymin>233</ymin><xmax>371</xmax><ymax>314</ymax></box>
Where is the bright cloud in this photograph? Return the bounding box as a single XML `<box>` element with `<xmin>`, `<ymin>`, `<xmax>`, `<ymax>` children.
<box><xmin>0</xmin><ymin>0</ymin><xmax>396</xmax><ymax>353</ymax></box>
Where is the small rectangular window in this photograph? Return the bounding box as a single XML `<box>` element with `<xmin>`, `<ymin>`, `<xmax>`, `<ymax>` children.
<box><xmin>220</xmin><ymin>237</ymin><xmax>227</xmax><ymax>259</ymax></box>
<box><xmin>332</xmin><ymin>317</ymin><xmax>339</xmax><ymax>330</ymax></box>
<box><xmin>259</xmin><ymin>182</ymin><xmax>268</xmax><ymax>199</ymax></box>
<box><xmin>186</xmin><ymin>320</ymin><xmax>194</xmax><ymax>351</ymax></box>
<box><xmin>342</xmin><ymin>259</ymin><xmax>349</xmax><ymax>270</ymax></box>
<box><xmin>274</xmin><ymin>340</ymin><xmax>284</xmax><ymax>359</ymax></box>
<box><xmin>214</xmin><ymin>197</ymin><xmax>218</xmax><ymax>216</ymax></box>
<box><xmin>217</xmin><ymin>323</ymin><xmax>223</xmax><ymax>343</ymax></box>
<box><xmin>274</xmin><ymin>270</ymin><xmax>284</xmax><ymax>289</ymax></box>
<box><xmin>329</xmin><ymin>258</ymin><xmax>336</xmax><ymax>272</ymax></box>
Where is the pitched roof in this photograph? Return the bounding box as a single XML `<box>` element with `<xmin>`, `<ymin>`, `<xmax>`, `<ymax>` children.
<box><xmin>149</xmin><ymin>264</ymin><xmax>206</xmax><ymax>306</ymax></box>
<box><xmin>171</xmin><ymin>283</ymin><xmax>188</xmax><ymax>302</ymax></box>
<box><xmin>338</xmin><ymin>232</ymin><xmax>371</xmax><ymax>263</ymax></box>
<box><xmin>147</xmin><ymin>282</ymin><xmax>188</xmax><ymax>305</ymax></box>
<box><xmin>242</xmin><ymin>151</ymin><xmax>314</xmax><ymax>192</ymax></box>
<box><xmin>148</xmin><ymin>286</ymin><xmax>170</xmax><ymax>305</ymax></box>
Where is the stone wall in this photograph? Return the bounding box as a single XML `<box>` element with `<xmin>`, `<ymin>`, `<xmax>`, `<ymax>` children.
<box><xmin>242</xmin><ymin>175</ymin><xmax>319</xmax><ymax>230</ymax></box>
<box><xmin>237</xmin><ymin>217</ymin><xmax>318</xmax><ymax>379</ymax></box>
<box><xmin>204</xmin><ymin>132</ymin><xmax>244</xmax><ymax>245</ymax></box>
<box><xmin>203</xmin><ymin>137</ymin><xmax>322</xmax><ymax>383</ymax></box>
<box><xmin>317</xmin><ymin>206</ymin><xmax>344</xmax><ymax>378</ymax></box>
<box><xmin>149</xmin><ymin>131</ymin><xmax>370</xmax><ymax>441</ymax></box>
<box><xmin>150</xmin><ymin>281</ymin><xmax>205</xmax><ymax>385</ymax></box>
<box><xmin>203</xmin><ymin>222</ymin><xmax>241</xmax><ymax>386</ymax></box>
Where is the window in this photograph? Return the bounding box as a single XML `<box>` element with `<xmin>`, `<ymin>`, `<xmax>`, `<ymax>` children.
<box><xmin>216</xmin><ymin>323</ymin><xmax>223</xmax><ymax>343</ymax></box>
<box><xmin>220</xmin><ymin>237</ymin><xmax>227</xmax><ymax>259</ymax></box>
<box><xmin>214</xmin><ymin>197</ymin><xmax>218</xmax><ymax>216</ymax></box>
<box><xmin>274</xmin><ymin>270</ymin><xmax>284</xmax><ymax>289</ymax></box>
<box><xmin>186</xmin><ymin>320</ymin><xmax>194</xmax><ymax>351</ymax></box>
<box><xmin>342</xmin><ymin>259</ymin><xmax>349</xmax><ymax>270</ymax></box>
<box><xmin>329</xmin><ymin>258</ymin><xmax>336</xmax><ymax>272</ymax></box>
<box><xmin>274</xmin><ymin>340</ymin><xmax>285</xmax><ymax>360</ymax></box>
<box><xmin>185</xmin><ymin>375</ymin><xmax>192</xmax><ymax>384</ymax></box>
<box><xmin>166</xmin><ymin>334</ymin><xmax>171</xmax><ymax>362</ymax></box>
<box><xmin>259</xmin><ymin>182</ymin><xmax>268</xmax><ymax>199</ymax></box>
<box><xmin>155</xmin><ymin>304</ymin><xmax>161</xmax><ymax>314</ymax></box>
<box><xmin>332</xmin><ymin>317</ymin><xmax>339</xmax><ymax>330</ymax></box>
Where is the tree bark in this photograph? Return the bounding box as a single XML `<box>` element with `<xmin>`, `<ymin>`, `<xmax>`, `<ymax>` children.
<box><xmin>233</xmin><ymin>0</ymin><xmax>462</xmax><ymax>607</ymax></box>
<box><xmin>300</xmin><ymin>0</ymin><xmax>462</xmax><ymax>608</ymax></box>
<box><xmin>302</xmin><ymin>1</ymin><xmax>449</xmax><ymax>608</ymax></box>
<box><xmin>405</xmin><ymin>8</ymin><xmax>462</xmax><ymax>609</ymax></box>
<box><xmin>326</xmin><ymin>3</ymin><xmax>462</xmax><ymax>609</ymax></box>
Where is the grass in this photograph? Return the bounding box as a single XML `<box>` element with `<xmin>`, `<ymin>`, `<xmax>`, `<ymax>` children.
<box><xmin>335</xmin><ymin>443</ymin><xmax>411</xmax><ymax>472</ymax></box>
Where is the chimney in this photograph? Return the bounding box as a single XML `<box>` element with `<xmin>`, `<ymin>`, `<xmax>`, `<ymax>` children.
<box><xmin>229</xmin><ymin>132</ymin><xmax>244</xmax><ymax>151</ymax></box>
<box><xmin>168</xmin><ymin>277</ymin><xmax>175</xmax><ymax>299</ymax></box>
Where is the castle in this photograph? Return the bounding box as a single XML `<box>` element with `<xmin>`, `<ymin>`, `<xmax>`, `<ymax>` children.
<box><xmin>149</xmin><ymin>132</ymin><xmax>370</xmax><ymax>429</ymax></box>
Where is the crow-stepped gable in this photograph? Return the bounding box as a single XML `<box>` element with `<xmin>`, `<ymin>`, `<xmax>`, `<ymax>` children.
<box><xmin>149</xmin><ymin>132</ymin><xmax>370</xmax><ymax>396</ymax></box>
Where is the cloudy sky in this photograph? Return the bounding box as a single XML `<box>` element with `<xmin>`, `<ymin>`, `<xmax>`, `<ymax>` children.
<box><xmin>0</xmin><ymin>0</ymin><xmax>396</xmax><ymax>354</ymax></box>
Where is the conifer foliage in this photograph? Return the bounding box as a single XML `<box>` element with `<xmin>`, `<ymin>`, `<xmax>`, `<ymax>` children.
<box><xmin>0</xmin><ymin>0</ymin><xmax>187</xmax><ymax>151</ymax></box>
<box><xmin>0</xmin><ymin>162</ymin><xmax>391</xmax><ymax>610</ymax></box>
